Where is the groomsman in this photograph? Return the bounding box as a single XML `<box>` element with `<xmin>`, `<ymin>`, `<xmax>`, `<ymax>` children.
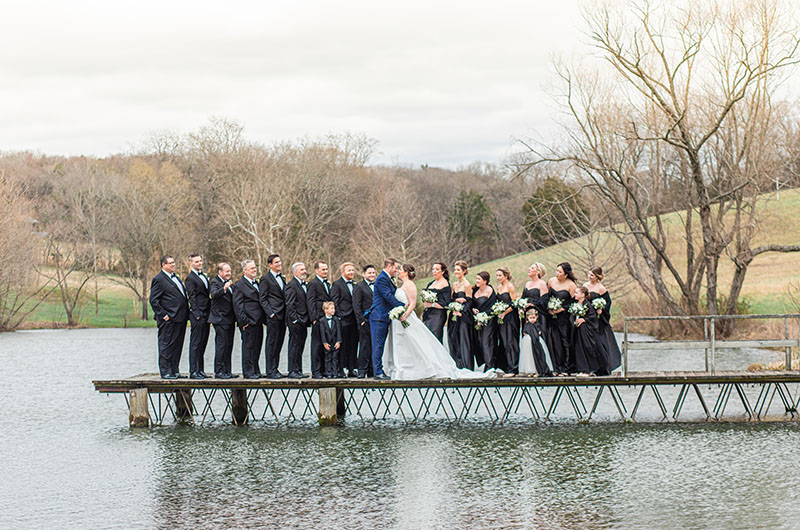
<box><xmin>306</xmin><ymin>261</ymin><xmax>332</xmax><ymax>378</ymax></box>
<box><xmin>331</xmin><ymin>262</ymin><xmax>358</xmax><ymax>377</ymax></box>
<box><xmin>284</xmin><ymin>262</ymin><xmax>310</xmax><ymax>379</ymax></box>
<box><xmin>232</xmin><ymin>259</ymin><xmax>265</xmax><ymax>379</ymax></box>
<box><xmin>184</xmin><ymin>253</ymin><xmax>210</xmax><ymax>379</ymax></box>
<box><xmin>353</xmin><ymin>264</ymin><xmax>376</xmax><ymax>378</ymax></box>
<box><xmin>209</xmin><ymin>262</ymin><xmax>236</xmax><ymax>379</ymax></box>
<box><xmin>149</xmin><ymin>255</ymin><xmax>189</xmax><ymax>379</ymax></box>
<box><xmin>259</xmin><ymin>254</ymin><xmax>287</xmax><ymax>379</ymax></box>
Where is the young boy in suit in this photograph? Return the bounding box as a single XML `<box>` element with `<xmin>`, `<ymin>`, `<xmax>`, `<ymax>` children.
<box><xmin>317</xmin><ymin>301</ymin><xmax>343</xmax><ymax>378</ymax></box>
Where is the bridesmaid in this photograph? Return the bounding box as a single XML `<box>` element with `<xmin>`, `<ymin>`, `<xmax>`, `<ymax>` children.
<box><xmin>422</xmin><ymin>262</ymin><xmax>451</xmax><ymax>344</ymax></box>
<box><xmin>571</xmin><ymin>286</ymin><xmax>603</xmax><ymax>376</ymax></box>
<box><xmin>471</xmin><ymin>271</ymin><xmax>497</xmax><ymax>371</ymax></box>
<box><xmin>495</xmin><ymin>266</ymin><xmax>520</xmax><ymax>377</ymax></box>
<box><xmin>522</xmin><ymin>262</ymin><xmax>550</xmax><ymax>333</ymax></box>
<box><xmin>547</xmin><ymin>262</ymin><xmax>577</xmax><ymax>375</ymax></box>
<box><xmin>448</xmin><ymin>260</ymin><xmax>474</xmax><ymax>370</ymax></box>
<box><xmin>584</xmin><ymin>266</ymin><xmax>621</xmax><ymax>374</ymax></box>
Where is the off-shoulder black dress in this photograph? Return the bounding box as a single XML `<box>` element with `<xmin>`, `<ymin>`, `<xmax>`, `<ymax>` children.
<box><xmin>422</xmin><ymin>281</ymin><xmax>451</xmax><ymax>344</ymax></box>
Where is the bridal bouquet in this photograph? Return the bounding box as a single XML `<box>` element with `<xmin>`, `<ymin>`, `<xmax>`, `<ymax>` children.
<box><xmin>447</xmin><ymin>301</ymin><xmax>464</xmax><ymax>321</ymax></box>
<box><xmin>568</xmin><ymin>302</ymin><xmax>587</xmax><ymax>319</ymax></box>
<box><xmin>547</xmin><ymin>297</ymin><xmax>563</xmax><ymax>313</ymax></box>
<box><xmin>389</xmin><ymin>305</ymin><xmax>410</xmax><ymax>328</ymax></box>
<box><xmin>491</xmin><ymin>301</ymin><xmax>510</xmax><ymax>324</ymax></box>
<box><xmin>591</xmin><ymin>298</ymin><xmax>607</xmax><ymax>312</ymax></box>
<box><xmin>420</xmin><ymin>290</ymin><xmax>438</xmax><ymax>304</ymax></box>
<box><xmin>474</xmin><ymin>312</ymin><xmax>490</xmax><ymax>330</ymax></box>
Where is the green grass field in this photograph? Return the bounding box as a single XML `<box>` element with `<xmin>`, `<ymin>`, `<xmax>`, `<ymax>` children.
<box><xmin>15</xmin><ymin>189</ymin><xmax>800</xmax><ymax>330</ymax></box>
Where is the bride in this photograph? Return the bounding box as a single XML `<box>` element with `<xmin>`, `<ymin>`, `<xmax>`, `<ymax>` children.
<box><xmin>383</xmin><ymin>264</ymin><xmax>497</xmax><ymax>380</ymax></box>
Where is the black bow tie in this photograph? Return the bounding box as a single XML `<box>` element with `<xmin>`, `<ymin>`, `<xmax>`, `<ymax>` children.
<box><xmin>368</xmin><ymin>282</ymin><xmax>374</xmax><ymax>286</ymax></box>
<box><xmin>346</xmin><ymin>281</ymin><xmax>353</xmax><ymax>284</ymax></box>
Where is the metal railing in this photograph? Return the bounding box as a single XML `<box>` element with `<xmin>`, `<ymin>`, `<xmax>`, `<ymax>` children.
<box><xmin>622</xmin><ymin>314</ymin><xmax>800</xmax><ymax>376</ymax></box>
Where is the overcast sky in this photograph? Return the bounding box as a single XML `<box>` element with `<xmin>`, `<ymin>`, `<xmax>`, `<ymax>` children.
<box><xmin>1</xmin><ymin>1</ymin><xmax>585</xmax><ymax>167</ymax></box>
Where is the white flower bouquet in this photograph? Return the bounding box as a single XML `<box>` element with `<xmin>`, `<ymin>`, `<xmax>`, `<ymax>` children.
<box><xmin>591</xmin><ymin>297</ymin><xmax>607</xmax><ymax>312</ymax></box>
<box><xmin>491</xmin><ymin>301</ymin><xmax>510</xmax><ymax>324</ymax></box>
<box><xmin>568</xmin><ymin>302</ymin><xmax>587</xmax><ymax>319</ymax></box>
<box><xmin>447</xmin><ymin>301</ymin><xmax>464</xmax><ymax>321</ymax></box>
<box><xmin>389</xmin><ymin>305</ymin><xmax>410</xmax><ymax>328</ymax></box>
<box><xmin>420</xmin><ymin>290</ymin><xmax>438</xmax><ymax>304</ymax></box>
<box><xmin>474</xmin><ymin>312</ymin><xmax>491</xmax><ymax>330</ymax></box>
<box><xmin>547</xmin><ymin>297</ymin><xmax>563</xmax><ymax>313</ymax></box>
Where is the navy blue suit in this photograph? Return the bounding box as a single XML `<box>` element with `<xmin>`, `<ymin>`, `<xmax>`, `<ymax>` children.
<box><xmin>368</xmin><ymin>270</ymin><xmax>404</xmax><ymax>376</ymax></box>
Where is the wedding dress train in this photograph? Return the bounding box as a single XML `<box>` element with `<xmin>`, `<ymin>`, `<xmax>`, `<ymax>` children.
<box><xmin>383</xmin><ymin>288</ymin><xmax>496</xmax><ymax>380</ymax></box>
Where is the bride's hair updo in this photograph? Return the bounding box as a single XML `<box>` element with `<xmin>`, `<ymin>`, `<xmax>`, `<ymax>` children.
<box><xmin>403</xmin><ymin>263</ymin><xmax>416</xmax><ymax>280</ymax></box>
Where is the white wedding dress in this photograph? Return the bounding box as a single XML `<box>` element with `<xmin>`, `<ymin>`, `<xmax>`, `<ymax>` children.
<box><xmin>384</xmin><ymin>288</ymin><xmax>496</xmax><ymax>380</ymax></box>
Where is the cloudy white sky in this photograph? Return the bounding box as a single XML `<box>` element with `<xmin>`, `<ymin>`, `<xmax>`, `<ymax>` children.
<box><xmin>1</xmin><ymin>1</ymin><xmax>585</xmax><ymax>167</ymax></box>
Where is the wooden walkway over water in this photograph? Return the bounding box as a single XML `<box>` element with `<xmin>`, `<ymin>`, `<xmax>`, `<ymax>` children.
<box><xmin>94</xmin><ymin>371</ymin><xmax>800</xmax><ymax>427</ymax></box>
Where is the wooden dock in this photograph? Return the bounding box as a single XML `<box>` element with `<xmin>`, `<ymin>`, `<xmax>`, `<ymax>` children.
<box><xmin>94</xmin><ymin>371</ymin><xmax>800</xmax><ymax>427</ymax></box>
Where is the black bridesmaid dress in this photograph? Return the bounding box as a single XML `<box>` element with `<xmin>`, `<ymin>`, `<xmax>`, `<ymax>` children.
<box><xmin>546</xmin><ymin>288</ymin><xmax>574</xmax><ymax>373</ymax></box>
<box><xmin>497</xmin><ymin>291</ymin><xmax>520</xmax><ymax>374</ymax></box>
<box><xmin>593</xmin><ymin>291</ymin><xmax>622</xmax><ymax>374</ymax></box>
<box><xmin>472</xmin><ymin>289</ymin><xmax>497</xmax><ymax>370</ymax></box>
<box><xmin>447</xmin><ymin>290</ymin><xmax>474</xmax><ymax>370</ymax></box>
<box><xmin>521</xmin><ymin>285</ymin><xmax>549</xmax><ymax>337</ymax></box>
<box><xmin>571</xmin><ymin>301</ymin><xmax>605</xmax><ymax>374</ymax></box>
<box><xmin>422</xmin><ymin>281</ymin><xmax>451</xmax><ymax>344</ymax></box>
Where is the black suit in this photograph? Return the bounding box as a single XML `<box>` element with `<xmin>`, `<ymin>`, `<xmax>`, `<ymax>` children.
<box><xmin>149</xmin><ymin>270</ymin><xmax>189</xmax><ymax>377</ymax></box>
<box><xmin>316</xmin><ymin>315</ymin><xmax>342</xmax><ymax>377</ymax></box>
<box><xmin>284</xmin><ymin>277</ymin><xmax>310</xmax><ymax>375</ymax></box>
<box><xmin>185</xmin><ymin>270</ymin><xmax>211</xmax><ymax>376</ymax></box>
<box><xmin>232</xmin><ymin>276</ymin><xmax>265</xmax><ymax>377</ymax></box>
<box><xmin>353</xmin><ymin>279</ymin><xmax>374</xmax><ymax>376</ymax></box>
<box><xmin>331</xmin><ymin>277</ymin><xmax>358</xmax><ymax>375</ymax></box>
<box><xmin>306</xmin><ymin>276</ymin><xmax>332</xmax><ymax>378</ymax></box>
<box><xmin>259</xmin><ymin>271</ymin><xmax>287</xmax><ymax>376</ymax></box>
<box><xmin>209</xmin><ymin>275</ymin><xmax>235</xmax><ymax>376</ymax></box>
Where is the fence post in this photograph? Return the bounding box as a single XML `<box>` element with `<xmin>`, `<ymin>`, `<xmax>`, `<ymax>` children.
<box><xmin>786</xmin><ymin>317</ymin><xmax>791</xmax><ymax>371</ymax></box>
<box><xmin>704</xmin><ymin>318</ymin><xmax>709</xmax><ymax>372</ymax></box>
<box><xmin>622</xmin><ymin>319</ymin><xmax>628</xmax><ymax>376</ymax></box>
<box><xmin>710</xmin><ymin>318</ymin><xmax>716</xmax><ymax>375</ymax></box>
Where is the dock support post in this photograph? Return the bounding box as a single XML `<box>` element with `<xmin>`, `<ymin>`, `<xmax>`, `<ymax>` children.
<box><xmin>318</xmin><ymin>388</ymin><xmax>345</xmax><ymax>425</ymax></box>
<box><xmin>231</xmin><ymin>389</ymin><xmax>249</xmax><ymax>425</ymax></box>
<box><xmin>129</xmin><ymin>387</ymin><xmax>150</xmax><ymax>428</ymax></box>
<box><xmin>174</xmin><ymin>389</ymin><xmax>193</xmax><ymax>420</ymax></box>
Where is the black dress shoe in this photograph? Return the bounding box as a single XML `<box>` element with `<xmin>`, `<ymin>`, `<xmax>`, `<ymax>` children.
<box><xmin>288</xmin><ymin>372</ymin><xmax>304</xmax><ymax>379</ymax></box>
<box><xmin>348</xmin><ymin>371</ymin><xmax>359</xmax><ymax>378</ymax></box>
<box><xmin>198</xmin><ymin>371</ymin><xmax>209</xmax><ymax>378</ymax></box>
<box><xmin>176</xmin><ymin>374</ymin><xmax>188</xmax><ymax>379</ymax></box>
<box><xmin>162</xmin><ymin>374</ymin><xmax>178</xmax><ymax>380</ymax></box>
<box><xmin>374</xmin><ymin>374</ymin><xmax>390</xmax><ymax>381</ymax></box>
<box><xmin>190</xmin><ymin>373</ymin><xmax>206</xmax><ymax>380</ymax></box>
<box><xmin>258</xmin><ymin>373</ymin><xmax>269</xmax><ymax>378</ymax></box>
<box><xmin>275</xmin><ymin>371</ymin><xmax>287</xmax><ymax>378</ymax></box>
<box><xmin>215</xmin><ymin>373</ymin><xmax>231</xmax><ymax>379</ymax></box>
<box><xmin>357</xmin><ymin>373</ymin><xmax>367</xmax><ymax>379</ymax></box>
<box><xmin>244</xmin><ymin>374</ymin><xmax>260</xmax><ymax>379</ymax></box>
<box><xmin>266</xmin><ymin>373</ymin><xmax>282</xmax><ymax>379</ymax></box>
<box><xmin>227</xmin><ymin>374</ymin><xmax>239</xmax><ymax>378</ymax></box>
<box><xmin>311</xmin><ymin>373</ymin><xmax>324</xmax><ymax>379</ymax></box>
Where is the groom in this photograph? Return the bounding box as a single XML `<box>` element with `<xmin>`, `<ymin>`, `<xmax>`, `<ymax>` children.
<box><xmin>368</xmin><ymin>258</ymin><xmax>405</xmax><ymax>380</ymax></box>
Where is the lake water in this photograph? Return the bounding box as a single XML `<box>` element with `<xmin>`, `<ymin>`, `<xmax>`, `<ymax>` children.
<box><xmin>1</xmin><ymin>328</ymin><xmax>798</xmax><ymax>529</ymax></box>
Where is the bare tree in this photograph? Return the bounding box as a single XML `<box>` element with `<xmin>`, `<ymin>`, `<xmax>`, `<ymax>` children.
<box><xmin>107</xmin><ymin>158</ymin><xmax>192</xmax><ymax>320</ymax></box>
<box><xmin>519</xmin><ymin>0</ymin><xmax>800</xmax><ymax>330</ymax></box>
<box><xmin>0</xmin><ymin>178</ymin><xmax>53</xmax><ymax>331</ymax></box>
